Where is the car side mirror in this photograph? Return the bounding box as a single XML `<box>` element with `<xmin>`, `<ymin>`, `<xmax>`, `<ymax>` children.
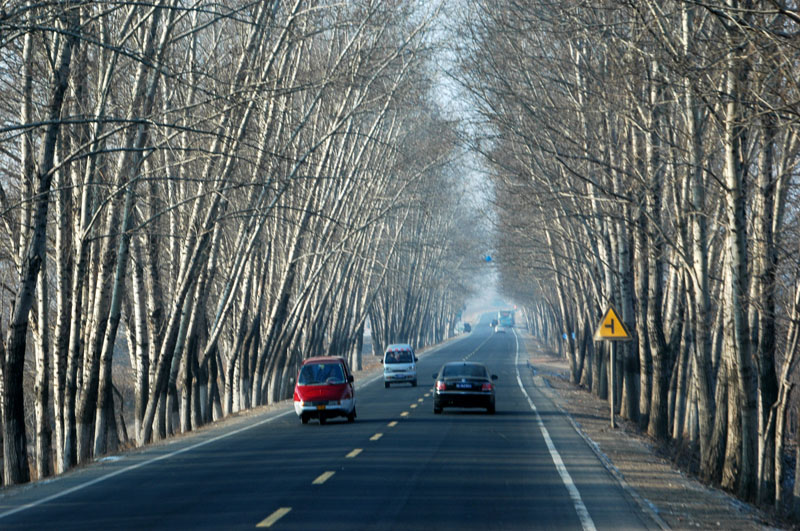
<box><xmin>414</xmin><ymin>357</ymin><xmax>419</xmax><ymax>362</ymax></box>
<box><xmin>348</xmin><ymin>375</ymin><xmax>354</xmax><ymax>383</ymax></box>
<box><xmin>379</xmin><ymin>359</ymin><xmax>384</xmax><ymax>364</ymax></box>
<box><xmin>432</xmin><ymin>374</ymin><xmax>438</xmax><ymax>379</ymax></box>
<box><xmin>491</xmin><ymin>375</ymin><xmax>498</xmax><ymax>380</ymax></box>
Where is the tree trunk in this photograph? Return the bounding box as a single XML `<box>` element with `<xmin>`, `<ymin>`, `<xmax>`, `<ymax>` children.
<box><xmin>92</xmin><ymin>185</ymin><xmax>135</xmax><ymax>457</ymax></box>
<box><xmin>645</xmin><ymin>61</ymin><xmax>670</xmax><ymax>442</ymax></box>
<box><xmin>34</xmin><ymin>262</ymin><xmax>52</xmax><ymax>479</ymax></box>
<box><xmin>722</xmin><ymin>42</ymin><xmax>757</xmax><ymax>500</ymax></box>
<box><xmin>3</xmin><ymin>12</ymin><xmax>77</xmax><ymax>484</ymax></box>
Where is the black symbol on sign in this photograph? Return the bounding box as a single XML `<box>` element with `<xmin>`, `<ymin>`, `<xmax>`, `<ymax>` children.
<box><xmin>605</xmin><ymin>320</ymin><xmax>615</xmax><ymax>334</ymax></box>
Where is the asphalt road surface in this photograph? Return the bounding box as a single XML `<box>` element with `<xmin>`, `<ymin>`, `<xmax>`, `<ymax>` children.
<box><xmin>0</xmin><ymin>316</ymin><xmax>659</xmax><ymax>530</ymax></box>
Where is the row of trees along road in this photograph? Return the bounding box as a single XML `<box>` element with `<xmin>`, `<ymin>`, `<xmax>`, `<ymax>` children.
<box><xmin>0</xmin><ymin>1</ymin><xmax>484</xmax><ymax>486</ymax></box>
<box><xmin>454</xmin><ymin>0</ymin><xmax>800</xmax><ymax>520</ymax></box>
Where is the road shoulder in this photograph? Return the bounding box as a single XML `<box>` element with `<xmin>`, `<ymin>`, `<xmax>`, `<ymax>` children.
<box><xmin>519</xmin><ymin>332</ymin><xmax>782</xmax><ymax>530</ymax></box>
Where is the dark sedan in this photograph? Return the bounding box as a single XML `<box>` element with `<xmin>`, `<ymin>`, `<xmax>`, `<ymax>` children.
<box><xmin>433</xmin><ymin>361</ymin><xmax>497</xmax><ymax>414</ymax></box>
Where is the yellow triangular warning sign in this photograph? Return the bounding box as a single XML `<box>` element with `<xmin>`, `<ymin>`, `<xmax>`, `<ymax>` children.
<box><xmin>594</xmin><ymin>305</ymin><xmax>632</xmax><ymax>341</ymax></box>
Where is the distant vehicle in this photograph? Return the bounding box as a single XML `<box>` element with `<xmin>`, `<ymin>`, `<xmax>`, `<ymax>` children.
<box><xmin>382</xmin><ymin>343</ymin><xmax>418</xmax><ymax>387</ymax></box>
<box><xmin>497</xmin><ymin>310</ymin><xmax>514</xmax><ymax>328</ymax></box>
<box><xmin>293</xmin><ymin>356</ymin><xmax>356</xmax><ymax>424</ymax></box>
<box><xmin>432</xmin><ymin>361</ymin><xmax>497</xmax><ymax>414</ymax></box>
<box><xmin>494</xmin><ymin>324</ymin><xmax>506</xmax><ymax>333</ymax></box>
<box><xmin>463</xmin><ymin>322</ymin><xmax>471</xmax><ymax>333</ymax></box>
<box><xmin>490</xmin><ymin>319</ymin><xmax>498</xmax><ymax>328</ymax></box>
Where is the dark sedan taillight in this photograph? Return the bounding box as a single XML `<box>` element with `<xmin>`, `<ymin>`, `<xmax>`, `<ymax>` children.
<box><xmin>436</xmin><ymin>380</ymin><xmax>446</xmax><ymax>391</ymax></box>
<box><xmin>481</xmin><ymin>382</ymin><xmax>493</xmax><ymax>392</ymax></box>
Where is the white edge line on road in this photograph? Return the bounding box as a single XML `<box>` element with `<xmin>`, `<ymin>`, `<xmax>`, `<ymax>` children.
<box><xmin>513</xmin><ymin>329</ymin><xmax>597</xmax><ymax>531</ymax></box>
<box><xmin>0</xmin><ymin>409</ymin><xmax>295</xmax><ymax>521</ymax></box>
<box><xmin>521</xmin><ymin>337</ymin><xmax>670</xmax><ymax>530</ymax></box>
<box><xmin>357</xmin><ymin>371</ymin><xmax>384</xmax><ymax>388</ymax></box>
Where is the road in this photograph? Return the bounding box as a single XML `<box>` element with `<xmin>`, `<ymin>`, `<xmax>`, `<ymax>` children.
<box><xmin>0</xmin><ymin>315</ymin><xmax>658</xmax><ymax>530</ymax></box>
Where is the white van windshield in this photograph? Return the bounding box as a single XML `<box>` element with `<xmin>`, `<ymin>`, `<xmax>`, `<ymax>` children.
<box><xmin>385</xmin><ymin>350</ymin><xmax>413</xmax><ymax>364</ymax></box>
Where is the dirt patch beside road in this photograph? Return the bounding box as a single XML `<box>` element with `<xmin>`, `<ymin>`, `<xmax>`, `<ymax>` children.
<box><xmin>521</xmin><ymin>334</ymin><xmax>784</xmax><ymax>530</ymax></box>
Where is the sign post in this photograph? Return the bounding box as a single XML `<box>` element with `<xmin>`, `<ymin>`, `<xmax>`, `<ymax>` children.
<box><xmin>611</xmin><ymin>342</ymin><xmax>616</xmax><ymax>429</ymax></box>
<box><xmin>594</xmin><ymin>305</ymin><xmax>633</xmax><ymax>429</ymax></box>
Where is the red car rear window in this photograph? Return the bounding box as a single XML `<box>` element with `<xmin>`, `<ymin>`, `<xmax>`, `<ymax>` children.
<box><xmin>298</xmin><ymin>362</ymin><xmax>345</xmax><ymax>385</ymax></box>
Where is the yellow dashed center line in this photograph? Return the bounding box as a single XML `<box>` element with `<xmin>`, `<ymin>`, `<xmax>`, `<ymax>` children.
<box><xmin>312</xmin><ymin>471</ymin><xmax>335</xmax><ymax>485</ymax></box>
<box><xmin>410</xmin><ymin>404</ymin><xmax>417</xmax><ymax>409</ymax></box>
<box><xmin>370</xmin><ymin>433</ymin><xmax>383</xmax><ymax>441</ymax></box>
<box><xmin>424</xmin><ymin>393</ymin><xmax>430</xmax><ymax>397</ymax></box>
<box><xmin>257</xmin><ymin>507</ymin><xmax>291</xmax><ymax>528</ymax></box>
<box><xmin>388</xmin><ymin>421</ymin><xmax>398</xmax><ymax>427</ymax></box>
<box><xmin>417</xmin><ymin>398</ymin><xmax>424</xmax><ymax>402</ymax></box>
<box><xmin>400</xmin><ymin>411</ymin><xmax>409</xmax><ymax>417</ymax></box>
<box><xmin>346</xmin><ymin>448</ymin><xmax>363</xmax><ymax>458</ymax></box>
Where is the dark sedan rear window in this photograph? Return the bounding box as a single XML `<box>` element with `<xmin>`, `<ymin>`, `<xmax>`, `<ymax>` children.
<box><xmin>442</xmin><ymin>364</ymin><xmax>487</xmax><ymax>378</ymax></box>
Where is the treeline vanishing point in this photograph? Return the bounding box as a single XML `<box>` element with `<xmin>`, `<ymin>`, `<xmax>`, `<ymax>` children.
<box><xmin>6</xmin><ymin>0</ymin><xmax>800</xmax><ymax>524</ymax></box>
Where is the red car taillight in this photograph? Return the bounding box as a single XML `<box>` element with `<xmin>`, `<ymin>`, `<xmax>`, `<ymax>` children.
<box><xmin>436</xmin><ymin>381</ymin><xmax>446</xmax><ymax>391</ymax></box>
<box><xmin>481</xmin><ymin>382</ymin><xmax>493</xmax><ymax>392</ymax></box>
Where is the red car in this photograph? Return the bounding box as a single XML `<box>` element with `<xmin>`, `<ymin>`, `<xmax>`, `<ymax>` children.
<box><xmin>293</xmin><ymin>356</ymin><xmax>357</xmax><ymax>424</ymax></box>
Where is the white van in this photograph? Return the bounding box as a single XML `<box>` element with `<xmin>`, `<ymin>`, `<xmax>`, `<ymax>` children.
<box><xmin>382</xmin><ymin>343</ymin><xmax>418</xmax><ymax>388</ymax></box>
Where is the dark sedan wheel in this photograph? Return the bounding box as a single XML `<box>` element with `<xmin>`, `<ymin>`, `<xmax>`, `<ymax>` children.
<box><xmin>487</xmin><ymin>404</ymin><xmax>495</xmax><ymax>414</ymax></box>
<box><xmin>411</xmin><ymin>379</ymin><xmax>417</xmax><ymax>387</ymax></box>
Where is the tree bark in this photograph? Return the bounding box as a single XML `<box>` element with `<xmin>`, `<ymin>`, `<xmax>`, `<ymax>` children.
<box><xmin>722</xmin><ymin>35</ymin><xmax>758</xmax><ymax>500</ymax></box>
<box><xmin>3</xmin><ymin>9</ymin><xmax>77</xmax><ymax>484</ymax></box>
